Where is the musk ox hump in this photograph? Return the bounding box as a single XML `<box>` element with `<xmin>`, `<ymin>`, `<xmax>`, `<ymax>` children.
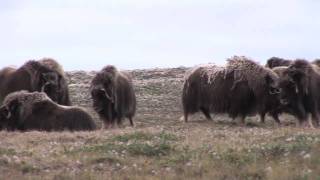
<box><xmin>38</xmin><ymin>58</ymin><xmax>65</xmax><ymax>77</ymax></box>
<box><xmin>227</xmin><ymin>56</ymin><xmax>279</xmax><ymax>93</ymax></box>
<box><xmin>184</xmin><ymin>63</ymin><xmax>227</xmax><ymax>86</ymax></box>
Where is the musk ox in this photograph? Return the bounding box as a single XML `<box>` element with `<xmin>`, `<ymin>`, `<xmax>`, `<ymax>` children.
<box><xmin>278</xmin><ymin>59</ymin><xmax>320</xmax><ymax>128</ymax></box>
<box><xmin>0</xmin><ymin>60</ymin><xmax>69</xmax><ymax>106</ymax></box>
<box><xmin>182</xmin><ymin>56</ymin><xmax>280</xmax><ymax>124</ymax></box>
<box><xmin>38</xmin><ymin>58</ymin><xmax>71</xmax><ymax>106</ymax></box>
<box><xmin>266</xmin><ymin>57</ymin><xmax>291</xmax><ymax>68</ymax></box>
<box><xmin>90</xmin><ymin>65</ymin><xmax>136</xmax><ymax>128</ymax></box>
<box><xmin>0</xmin><ymin>91</ymin><xmax>96</xmax><ymax>131</ymax></box>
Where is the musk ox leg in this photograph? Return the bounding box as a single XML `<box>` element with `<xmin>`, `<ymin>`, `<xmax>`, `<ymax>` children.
<box><xmin>298</xmin><ymin>115</ymin><xmax>315</xmax><ymax>129</ymax></box>
<box><xmin>270</xmin><ymin>113</ymin><xmax>281</xmax><ymax>125</ymax></box>
<box><xmin>259</xmin><ymin>113</ymin><xmax>265</xmax><ymax>124</ymax></box>
<box><xmin>311</xmin><ymin>111</ymin><xmax>320</xmax><ymax>128</ymax></box>
<box><xmin>128</xmin><ymin>117</ymin><xmax>134</xmax><ymax>127</ymax></box>
<box><xmin>200</xmin><ymin>107</ymin><xmax>212</xmax><ymax>121</ymax></box>
<box><xmin>103</xmin><ymin>121</ymin><xmax>111</xmax><ymax>129</ymax></box>
<box><xmin>307</xmin><ymin>115</ymin><xmax>315</xmax><ymax>129</ymax></box>
<box><xmin>116</xmin><ymin>118</ymin><xmax>125</xmax><ymax>128</ymax></box>
<box><xmin>235</xmin><ymin>115</ymin><xmax>246</xmax><ymax>126</ymax></box>
<box><xmin>183</xmin><ymin>112</ymin><xmax>189</xmax><ymax>123</ymax></box>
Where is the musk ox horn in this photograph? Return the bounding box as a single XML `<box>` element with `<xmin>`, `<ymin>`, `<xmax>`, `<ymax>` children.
<box><xmin>96</xmin><ymin>88</ymin><xmax>114</xmax><ymax>103</ymax></box>
<box><xmin>0</xmin><ymin>106</ymin><xmax>11</xmax><ymax>119</ymax></box>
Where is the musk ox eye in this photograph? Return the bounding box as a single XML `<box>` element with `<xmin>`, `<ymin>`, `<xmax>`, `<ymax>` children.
<box><xmin>269</xmin><ymin>87</ymin><xmax>281</xmax><ymax>94</ymax></box>
<box><xmin>42</xmin><ymin>73</ymin><xmax>59</xmax><ymax>85</ymax></box>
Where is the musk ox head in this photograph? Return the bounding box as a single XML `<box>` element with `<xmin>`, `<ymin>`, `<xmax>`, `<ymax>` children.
<box><xmin>90</xmin><ymin>65</ymin><xmax>117</xmax><ymax>106</ymax></box>
<box><xmin>0</xmin><ymin>91</ymin><xmax>50</xmax><ymax>130</ymax></box>
<box><xmin>277</xmin><ymin>59</ymin><xmax>312</xmax><ymax>105</ymax></box>
<box><xmin>38</xmin><ymin>58</ymin><xmax>71</xmax><ymax>106</ymax></box>
<box><xmin>24</xmin><ymin>61</ymin><xmax>62</xmax><ymax>103</ymax></box>
<box><xmin>265</xmin><ymin>72</ymin><xmax>281</xmax><ymax>95</ymax></box>
<box><xmin>0</xmin><ymin>98</ymin><xmax>22</xmax><ymax>130</ymax></box>
<box><xmin>284</xmin><ymin>59</ymin><xmax>310</xmax><ymax>95</ymax></box>
<box><xmin>278</xmin><ymin>78</ymin><xmax>299</xmax><ymax>106</ymax></box>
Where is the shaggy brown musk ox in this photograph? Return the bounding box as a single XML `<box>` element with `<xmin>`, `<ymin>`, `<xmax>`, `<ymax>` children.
<box><xmin>266</xmin><ymin>57</ymin><xmax>292</xmax><ymax>68</ymax></box>
<box><xmin>182</xmin><ymin>56</ymin><xmax>281</xmax><ymax>124</ymax></box>
<box><xmin>0</xmin><ymin>91</ymin><xmax>96</xmax><ymax>131</ymax></box>
<box><xmin>278</xmin><ymin>59</ymin><xmax>320</xmax><ymax>128</ymax></box>
<box><xmin>0</xmin><ymin>60</ymin><xmax>68</xmax><ymax>106</ymax></box>
<box><xmin>38</xmin><ymin>58</ymin><xmax>71</xmax><ymax>105</ymax></box>
<box><xmin>90</xmin><ymin>65</ymin><xmax>136</xmax><ymax>128</ymax></box>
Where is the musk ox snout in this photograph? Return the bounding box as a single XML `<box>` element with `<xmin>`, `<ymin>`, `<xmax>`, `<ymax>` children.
<box><xmin>265</xmin><ymin>74</ymin><xmax>280</xmax><ymax>95</ymax></box>
<box><xmin>280</xmin><ymin>98</ymin><xmax>289</xmax><ymax>105</ymax></box>
<box><xmin>42</xmin><ymin>72</ymin><xmax>59</xmax><ymax>85</ymax></box>
<box><xmin>269</xmin><ymin>87</ymin><xmax>281</xmax><ymax>95</ymax></box>
<box><xmin>91</xmin><ymin>87</ymin><xmax>114</xmax><ymax>103</ymax></box>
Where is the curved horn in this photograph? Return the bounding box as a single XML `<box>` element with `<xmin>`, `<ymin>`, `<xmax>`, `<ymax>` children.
<box><xmin>0</xmin><ymin>106</ymin><xmax>11</xmax><ymax>119</ymax></box>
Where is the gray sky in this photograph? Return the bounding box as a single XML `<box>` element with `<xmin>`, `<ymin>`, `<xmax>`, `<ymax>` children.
<box><xmin>0</xmin><ymin>0</ymin><xmax>319</xmax><ymax>70</ymax></box>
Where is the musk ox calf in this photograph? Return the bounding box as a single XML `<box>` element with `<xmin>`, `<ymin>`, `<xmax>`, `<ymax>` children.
<box><xmin>0</xmin><ymin>60</ymin><xmax>70</xmax><ymax>106</ymax></box>
<box><xmin>266</xmin><ymin>57</ymin><xmax>292</xmax><ymax>68</ymax></box>
<box><xmin>38</xmin><ymin>58</ymin><xmax>71</xmax><ymax>106</ymax></box>
<box><xmin>278</xmin><ymin>59</ymin><xmax>320</xmax><ymax>128</ymax></box>
<box><xmin>0</xmin><ymin>91</ymin><xmax>96</xmax><ymax>131</ymax></box>
<box><xmin>90</xmin><ymin>65</ymin><xmax>136</xmax><ymax>128</ymax></box>
<box><xmin>182</xmin><ymin>56</ymin><xmax>281</xmax><ymax>124</ymax></box>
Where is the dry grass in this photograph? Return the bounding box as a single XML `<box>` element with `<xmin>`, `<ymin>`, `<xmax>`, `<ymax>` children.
<box><xmin>1</xmin><ymin>120</ymin><xmax>320</xmax><ymax>180</ymax></box>
<box><xmin>1</xmin><ymin>68</ymin><xmax>320</xmax><ymax>179</ymax></box>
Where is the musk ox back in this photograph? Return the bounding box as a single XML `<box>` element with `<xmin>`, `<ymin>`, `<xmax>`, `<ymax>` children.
<box><xmin>0</xmin><ymin>91</ymin><xmax>96</xmax><ymax>131</ymax></box>
<box><xmin>90</xmin><ymin>65</ymin><xmax>136</xmax><ymax>128</ymax></box>
<box><xmin>312</xmin><ymin>59</ymin><xmax>320</xmax><ymax>67</ymax></box>
<box><xmin>0</xmin><ymin>60</ymin><xmax>69</xmax><ymax>106</ymax></box>
<box><xmin>278</xmin><ymin>59</ymin><xmax>320</xmax><ymax>128</ymax></box>
<box><xmin>266</xmin><ymin>57</ymin><xmax>291</xmax><ymax>68</ymax></box>
<box><xmin>182</xmin><ymin>56</ymin><xmax>280</xmax><ymax>124</ymax></box>
<box><xmin>38</xmin><ymin>58</ymin><xmax>71</xmax><ymax>106</ymax></box>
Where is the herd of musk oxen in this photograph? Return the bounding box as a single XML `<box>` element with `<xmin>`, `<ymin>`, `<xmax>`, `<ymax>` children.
<box><xmin>0</xmin><ymin>56</ymin><xmax>320</xmax><ymax>131</ymax></box>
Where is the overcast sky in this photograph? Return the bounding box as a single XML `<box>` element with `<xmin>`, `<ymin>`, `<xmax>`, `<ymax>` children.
<box><xmin>0</xmin><ymin>0</ymin><xmax>319</xmax><ymax>70</ymax></box>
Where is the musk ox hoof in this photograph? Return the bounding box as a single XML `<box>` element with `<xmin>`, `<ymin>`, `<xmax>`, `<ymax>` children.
<box><xmin>103</xmin><ymin>123</ymin><xmax>114</xmax><ymax>129</ymax></box>
<box><xmin>298</xmin><ymin>121</ymin><xmax>315</xmax><ymax>129</ymax></box>
<box><xmin>235</xmin><ymin>117</ymin><xmax>246</xmax><ymax>126</ymax></box>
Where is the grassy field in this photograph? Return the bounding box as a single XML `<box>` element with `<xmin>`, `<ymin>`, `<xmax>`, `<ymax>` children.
<box><xmin>1</xmin><ymin>68</ymin><xmax>320</xmax><ymax>179</ymax></box>
<box><xmin>1</xmin><ymin>119</ymin><xmax>320</xmax><ymax>180</ymax></box>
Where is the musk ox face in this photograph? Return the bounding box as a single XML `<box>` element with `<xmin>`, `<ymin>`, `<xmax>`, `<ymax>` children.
<box><xmin>39</xmin><ymin>72</ymin><xmax>61</xmax><ymax>103</ymax></box>
<box><xmin>278</xmin><ymin>79</ymin><xmax>299</xmax><ymax>105</ymax></box>
<box><xmin>282</xmin><ymin>60</ymin><xmax>310</xmax><ymax>96</ymax></box>
<box><xmin>0</xmin><ymin>99</ymin><xmax>21</xmax><ymax>129</ymax></box>
<box><xmin>41</xmin><ymin>72</ymin><xmax>59</xmax><ymax>88</ymax></box>
<box><xmin>91</xmin><ymin>73</ymin><xmax>115</xmax><ymax>103</ymax></box>
<box><xmin>265</xmin><ymin>73</ymin><xmax>281</xmax><ymax>95</ymax></box>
